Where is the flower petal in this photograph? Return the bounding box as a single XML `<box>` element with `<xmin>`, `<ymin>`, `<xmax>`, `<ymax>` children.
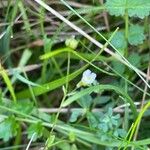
<box><xmin>82</xmin><ymin>69</ymin><xmax>91</xmax><ymax>77</ymax></box>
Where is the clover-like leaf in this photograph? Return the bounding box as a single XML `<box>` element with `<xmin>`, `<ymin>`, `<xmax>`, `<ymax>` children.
<box><xmin>87</xmin><ymin>112</ymin><xmax>99</xmax><ymax>128</ymax></box>
<box><xmin>98</xmin><ymin>123</ymin><xmax>109</xmax><ymax>132</ymax></box>
<box><xmin>117</xmin><ymin>129</ymin><xmax>127</xmax><ymax>138</ymax></box>
<box><xmin>77</xmin><ymin>94</ymin><xmax>92</xmax><ymax>109</ymax></box>
<box><xmin>112</xmin><ymin>61</ymin><xmax>125</xmax><ymax>75</ymax></box>
<box><xmin>105</xmin><ymin>0</ymin><xmax>150</xmax><ymax>19</ymax></box>
<box><xmin>128</xmin><ymin>53</ymin><xmax>141</xmax><ymax>68</ymax></box>
<box><xmin>27</xmin><ymin>122</ymin><xmax>44</xmax><ymax>141</ymax></box>
<box><xmin>0</xmin><ymin>116</ymin><xmax>18</xmax><ymax>141</ymax></box>
<box><xmin>12</xmin><ymin>100</ymin><xmax>34</xmax><ymax>115</ymax></box>
<box><xmin>128</xmin><ymin>24</ymin><xmax>145</xmax><ymax>46</ymax></box>
<box><xmin>69</xmin><ymin>110</ymin><xmax>82</xmax><ymax>123</ymax></box>
<box><xmin>110</xmin><ymin>31</ymin><xmax>127</xmax><ymax>55</ymax></box>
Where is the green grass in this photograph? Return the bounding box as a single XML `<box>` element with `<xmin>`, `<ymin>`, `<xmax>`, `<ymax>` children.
<box><xmin>0</xmin><ymin>0</ymin><xmax>150</xmax><ymax>149</ymax></box>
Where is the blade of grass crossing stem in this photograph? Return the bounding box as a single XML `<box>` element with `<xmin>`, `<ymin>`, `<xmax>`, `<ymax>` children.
<box><xmin>0</xmin><ymin>64</ymin><xmax>16</xmax><ymax>102</ymax></box>
<box><xmin>53</xmin><ymin>51</ymin><xmax>113</xmax><ymax>62</ymax></box>
<box><xmin>40</xmin><ymin>48</ymin><xmax>115</xmax><ymax>76</ymax></box>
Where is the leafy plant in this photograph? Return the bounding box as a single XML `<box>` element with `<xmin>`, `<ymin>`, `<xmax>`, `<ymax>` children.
<box><xmin>105</xmin><ymin>0</ymin><xmax>150</xmax><ymax>18</ymax></box>
<box><xmin>0</xmin><ymin>0</ymin><xmax>150</xmax><ymax>149</ymax></box>
<box><xmin>97</xmin><ymin>108</ymin><xmax>126</xmax><ymax>141</ymax></box>
<box><xmin>128</xmin><ymin>24</ymin><xmax>145</xmax><ymax>45</ymax></box>
<box><xmin>27</xmin><ymin>122</ymin><xmax>44</xmax><ymax>141</ymax></box>
<box><xmin>0</xmin><ymin>116</ymin><xmax>18</xmax><ymax>141</ymax></box>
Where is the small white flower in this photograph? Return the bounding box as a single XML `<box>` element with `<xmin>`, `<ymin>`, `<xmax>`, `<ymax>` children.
<box><xmin>77</xmin><ymin>69</ymin><xmax>96</xmax><ymax>87</ymax></box>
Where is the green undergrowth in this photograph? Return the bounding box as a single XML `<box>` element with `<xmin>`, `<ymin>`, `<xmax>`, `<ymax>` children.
<box><xmin>0</xmin><ymin>0</ymin><xmax>150</xmax><ymax>149</ymax></box>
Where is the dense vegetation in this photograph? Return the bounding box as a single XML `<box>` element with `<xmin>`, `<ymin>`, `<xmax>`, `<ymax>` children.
<box><xmin>0</xmin><ymin>0</ymin><xmax>150</xmax><ymax>149</ymax></box>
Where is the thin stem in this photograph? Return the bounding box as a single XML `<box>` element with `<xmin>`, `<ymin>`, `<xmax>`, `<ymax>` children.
<box><xmin>44</xmin><ymin>52</ymin><xmax>71</xmax><ymax>149</ymax></box>
<box><xmin>131</xmin><ymin>66</ymin><xmax>150</xmax><ymax>150</ymax></box>
<box><xmin>125</xmin><ymin>0</ymin><xmax>129</xmax><ymax>57</ymax></box>
<box><xmin>13</xmin><ymin>123</ymin><xmax>21</xmax><ymax>150</ymax></box>
<box><xmin>23</xmin><ymin>70</ymin><xmax>37</xmax><ymax>106</ymax></box>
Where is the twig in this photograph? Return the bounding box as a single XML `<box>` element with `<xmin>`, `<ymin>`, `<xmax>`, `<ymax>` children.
<box><xmin>4</xmin><ymin>64</ymin><xmax>42</xmax><ymax>76</ymax></box>
<box><xmin>39</xmin><ymin>107</ymin><xmax>141</xmax><ymax>114</ymax></box>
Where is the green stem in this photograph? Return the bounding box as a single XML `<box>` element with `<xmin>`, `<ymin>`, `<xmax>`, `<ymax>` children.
<box><xmin>39</xmin><ymin>0</ymin><xmax>45</xmax><ymax>35</ymax></box>
<box><xmin>13</xmin><ymin>124</ymin><xmax>21</xmax><ymax>150</ymax></box>
<box><xmin>125</xmin><ymin>12</ymin><xmax>129</xmax><ymax>40</ymax></box>
<box><xmin>44</xmin><ymin>52</ymin><xmax>71</xmax><ymax>149</ymax></box>
<box><xmin>23</xmin><ymin>70</ymin><xmax>37</xmax><ymax>106</ymax></box>
<box><xmin>125</xmin><ymin>10</ymin><xmax>129</xmax><ymax>57</ymax></box>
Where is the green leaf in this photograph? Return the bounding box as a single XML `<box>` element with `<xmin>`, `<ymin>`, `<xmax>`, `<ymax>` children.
<box><xmin>0</xmin><ymin>64</ymin><xmax>16</xmax><ymax>102</ymax></box>
<box><xmin>12</xmin><ymin>100</ymin><xmax>34</xmax><ymax>115</ymax></box>
<box><xmin>0</xmin><ymin>116</ymin><xmax>18</xmax><ymax>141</ymax></box>
<box><xmin>71</xmin><ymin>144</ymin><xmax>78</xmax><ymax>150</ymax></box>
<box><xmin>43</xmin><ymin>35</ymin><xmax>52</xmax><ymax>53</ymax></box>
<box><xmin>98</xmin><ymin>123</ymin><xmax>108</xmax><ymax>132</ymax></box>
<box><xmin>14</xmin><ymin>72</ymin><xmax>41</xmax><ymax>87</ymax></box>
<box><xmin>69</xmin><ymin>110</ymin><xmax>82</xmax><ymax>123</ymax></box>
<box><xmin>62</xmin><ymin>84</ymin><xmax>138</xmax><ymax>119</ymax></box>
<box><xmin>46</xmin><ymin>135</ymin><xmax>55</xmax><ymax>148</ymax></box>
<box><xmin>69</xmin><ymin>132</ymin><xmax>76</xmax><ymax>142</ymax></box>
<box><xmin>128</xmin><ymin>24</ymin><xmax>145</xmax><ymax>45</ymax></box>
<box><xmin>105</xmin><ymin>0</ymin><xmax>150</xmax><ymax>19</ymax></box>
<box><xmin>117</xmin><ymin>129</ymin><xmax>127</xmax><ymax>138</ymax></box>
<box><xmin>77</xmin><ymin>94</ymin><xmax>92</xmax><ymax>109</ymax></box>
<box><xmin>0</xmin><ymin>26</ymin><xmax>12</xmax><ymax>66</ymax></box>
<box><xmin>87</xmin><ymin>112</ymin><xmax>99</xmax><ymax>128</ymax></box>
<box><xmin>27</xmin><ymin>122</ymin><xmax>44</xmax><ymax>141</ymax></box>
<box><xmin>112</xmin><ymin>61</ymin><xmax>125</xmax><ymax>75</ymax></box>
<box><xmin>16</xmin><ymin>65</ymin><xmax>86</xmax><ymax>99</ymax></box>
<box><xmin>110</xmin><ymin>31</ymin><xmax>127</xmax><ymax>55</ymax></box>
<box><xmin>57</xmin><ymin>142</ymin><xmax>71</xmax><ymax>150</ymax></box>
<box><xmin>128</xmin><ymin>53</ymin><xmax>141</xmax><ymax>68</ymax></box>
<box><xmin>94</xmin><ymin>96</ymin><xmax>110</xmax><ymax>104</ymax></box>
<box><xmin>18</xmin><ymin>49</ymin><xmax>32</xmax><ymax>67</ymax></box>
<box><xmin>34</xmin><ymin>111</ymin><xmax>51</xmax><ymax>122</ymax></box>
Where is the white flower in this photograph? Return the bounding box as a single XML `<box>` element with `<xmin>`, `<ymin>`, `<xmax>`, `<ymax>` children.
<box><xmin>77</xmin><ymin>69</ymin><xmax>96</xmax><ymax>87</ymax></box>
